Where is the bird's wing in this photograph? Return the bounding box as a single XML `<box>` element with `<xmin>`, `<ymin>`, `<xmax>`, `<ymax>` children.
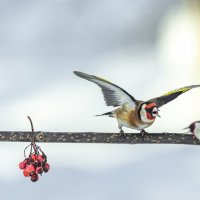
<box><xmin>147</xmin><ymin>85</ymin><xmax>200</xmax><ymax>107</ymax></box>
<box><xmin>73</xmin><ymin>71</ymin><xmax>138</xmax><ymax>107</ymax></box>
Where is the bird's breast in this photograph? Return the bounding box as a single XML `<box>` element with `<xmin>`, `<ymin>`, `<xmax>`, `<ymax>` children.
<box><xmin>115</xmin><ymin>106</ymin><xmax>152</xmax><ymax>130</ymax></box>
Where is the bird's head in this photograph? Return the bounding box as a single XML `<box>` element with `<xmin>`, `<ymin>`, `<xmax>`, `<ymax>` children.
<box><xmin>139</xmin><ymin>102</ymin><xmax>160</xmax><ymax>123</ymax></box>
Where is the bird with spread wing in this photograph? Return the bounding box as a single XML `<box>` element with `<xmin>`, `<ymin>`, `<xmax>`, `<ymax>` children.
<box><xmin>74</xmin><ymin>71</ymin><xmax>200</xmax><ymax>138</ymax></box>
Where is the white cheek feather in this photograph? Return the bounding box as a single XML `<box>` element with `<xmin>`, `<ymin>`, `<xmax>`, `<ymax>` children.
<box><xmin>140</xmin><ymin>104</ymin><xmax>154</xmax><ymax>123</ymax></box>
<box><xmin>194</xmin><ymin>123</ymin><xmax>200</xmax><ymax>140</ymax></box>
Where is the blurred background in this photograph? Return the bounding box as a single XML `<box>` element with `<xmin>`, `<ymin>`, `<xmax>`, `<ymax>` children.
<box><xmin>0</xmin><ymin>0</ymin><xmax>200</xmax><ymax>199</ymax></box>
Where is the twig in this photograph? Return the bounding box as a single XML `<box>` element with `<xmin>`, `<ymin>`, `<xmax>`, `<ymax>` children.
<box><xmin>27</xmin><ymin>116</ymin><xmax>34</xmax><ymax>133</ymax></box>
<box><xmin>0</xmin><ymin>131</ymin><xmax>199</xmax><ymax>145</ymax></box>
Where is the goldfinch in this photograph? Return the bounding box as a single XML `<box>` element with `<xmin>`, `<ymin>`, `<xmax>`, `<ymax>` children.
<box><xmin>184</xmin><ymin>121</ymin><xmax>200</xmax><ymax>140</ymax></box>
<box><xmin>74</xmin><ymin>71</ymin><xmax>200</xmax><ymax>138</ymax></box>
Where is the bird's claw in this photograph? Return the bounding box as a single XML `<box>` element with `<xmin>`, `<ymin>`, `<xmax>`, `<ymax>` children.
<box><xmin>119</xmin><ymin>129</ymin><xmax>126</xmax><ymax>139</ymax></box>
<box><xmin>140</xmin><ymin>129</ymin><xmax>148</xmax><ymax>138</ymax></box>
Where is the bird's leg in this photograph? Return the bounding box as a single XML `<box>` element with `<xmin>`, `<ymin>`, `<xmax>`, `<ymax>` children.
<box><xmin>118</xmin><ymin>125</ymin><xmax>126</xmax><ymax>139</ymax></box>
<box><xmin>140</xmin><ymin>129</ymin><xmax>148</xmax><ymax>138</ymax></box>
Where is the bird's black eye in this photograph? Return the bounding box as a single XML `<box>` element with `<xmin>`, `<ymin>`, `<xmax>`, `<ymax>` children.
<box><xmin>152</xmin><ymin>111</ymin><xmax>157</xmax><ymax>114</ymax></box>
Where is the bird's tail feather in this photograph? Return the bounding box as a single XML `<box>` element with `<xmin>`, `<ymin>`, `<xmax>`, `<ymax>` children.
<box><xmin>94</xmin><ymin>111</ymin><xmax>114</xmax><ymax>117</ymax></box>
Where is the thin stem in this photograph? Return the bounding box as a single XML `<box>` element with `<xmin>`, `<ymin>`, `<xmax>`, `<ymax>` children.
<box><xmin>27</xmin><ymin>116</ymin><xmax>34</xmax><ymax>133</ymax></box>
<box><xmin>24</xmin><ymin>144</ymin><xmax>31</xmax><ymax>158</ymax></box>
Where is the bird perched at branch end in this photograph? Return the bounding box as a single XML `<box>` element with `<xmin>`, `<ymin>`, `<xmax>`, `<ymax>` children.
<box><xmin>74</xmin><ymin>71</ymin><xmax>200</xmax><ymax>138</ymax></box>
<box><xmin>184</xmin><ymin>121</ymin><xmax>200</xmax><ymax>140</ymax></box>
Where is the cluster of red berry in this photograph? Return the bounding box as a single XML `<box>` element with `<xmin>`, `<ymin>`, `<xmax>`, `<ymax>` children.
<box><xmin>19</xmin><ymin>151</ymin><xmax>50</xmax><ymax>182</ymax></box>
<box><xmin>19</xmin><ymin>116</ymin><xmax>50</xmax><ymax>182</ymax></box>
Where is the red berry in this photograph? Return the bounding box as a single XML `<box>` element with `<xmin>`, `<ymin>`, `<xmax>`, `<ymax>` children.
<box><xmin>34</xmin><ymin>161</ymin><xmax>41</xmax><ymax>167</ymax></box>
<box><xmin>37</xmin><ymin>155</ymin><xmax>45</xmax><ymax>163</ymax></box>
<box><xmin>23</xmin><ymin>158</ymin><xmax>29</xmax><ymax>164</ymax></box>
<box><xmin>43</xmin><ymin>163</ymin><xmax>50</xmax><ymax>173</ymax></box>
<box><xmin>26</xmin><ymin>164</ymin><xmax>35</xmax><ymax>173</ymax></box>
<box><xmin>36</xmin><ymin>166</ymin><xmax>43</xmax><ymax>174</ymax></box>
<box><xmin>28</xmin><ymin>157</ymin><xmax>34</xmax><ymax>163</ymax></box>
<box><xmin>31</xmin><ymin>173</ymin><xmax>39</xmax><ymax>182</ymax></box>
<box><xmin>31</xmin><ymin>154</ymin><xmax>38</xmax><ymax>161</ymax></box>
<box><xmin>19</xmin><ymin>162</ymin><xmax>26</xmax><ymax>170</ymax></box>
<box><xmin>23</xmin><ymin>169</ymin><xmax>30</xmax><ymax>177</ymax></box>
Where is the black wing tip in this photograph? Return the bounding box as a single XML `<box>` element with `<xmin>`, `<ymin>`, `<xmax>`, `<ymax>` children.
<box><xmin>73</xmin><ymin>71</ymin><xmax>83</xmax><ymax>76</ymax></box>
<box><xmin>191</xmin><ymin>84</ymin><xmax>200</xmax><ymax>88</ymax></box>
<box><xmin>73</xmin><ymin>71</ymin><xmax>92</xmax><ymax>79</ymax></box>
<box><xmin>180</xmin><ymin>84</ymin><xmax>200</xmax><ymax>90</ymax></box>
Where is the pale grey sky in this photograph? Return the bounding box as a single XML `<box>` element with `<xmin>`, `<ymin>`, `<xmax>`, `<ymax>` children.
<box><xmin>1</xmin><ymin>0</ymin><xmax>200</xmax><ymax>199</ymax></box>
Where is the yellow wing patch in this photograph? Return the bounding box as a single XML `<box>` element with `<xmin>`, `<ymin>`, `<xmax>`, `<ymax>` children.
<box><xmin>162</xmin><ymin>87</ymin><xmax>190</xmax><ymax>97</ymax></box>
<box><xmin>95</xmin><ymin>76</ymin><xmax>113</xmax><ymax>84</ymax></box>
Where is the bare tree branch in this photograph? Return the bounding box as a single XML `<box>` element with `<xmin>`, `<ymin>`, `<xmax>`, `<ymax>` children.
<box><xmin>0</xmin><ymin>131</ymin><xmax>199</xmax><ymax>145</ymax></box>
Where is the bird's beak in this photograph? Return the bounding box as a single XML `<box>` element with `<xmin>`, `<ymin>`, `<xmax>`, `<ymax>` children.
<box><xmin>157</xmin><ymin>108</ymin><xmax>161</xmax><ymax>117</ymax></box>
<box><xmin>183</xmin><ymin>126</ymin><xmax>189</xmax><ymax>130</ymax></box>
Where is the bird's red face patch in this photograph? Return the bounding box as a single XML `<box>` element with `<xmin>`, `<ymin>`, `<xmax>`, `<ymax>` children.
<box><xmin>145</xmin><ymin>102</ymin><xmax>157</xmax><ymax>110</ymax></box>
<box><xmin>146</xmin><ymin>112</ymin><xmax>155</xmax><ymax>120</ymax></box>
<box><xmin>145</xmin><ymin>102</ymin><xmax>158</xmax><ymax>120</ymax></box>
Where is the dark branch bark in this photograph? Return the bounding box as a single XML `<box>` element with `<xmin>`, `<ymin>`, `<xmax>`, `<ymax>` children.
<box><xmin>0</xmin><ymin>131</ymin><xmax>199</xmax><ymax>145</ymax></box>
